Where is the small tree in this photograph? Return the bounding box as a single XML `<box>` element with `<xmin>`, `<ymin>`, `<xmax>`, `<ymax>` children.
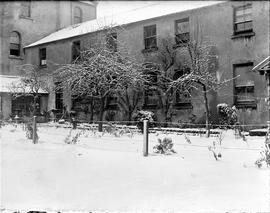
<box><xmin>54</xmin><ymin>34</ymin><xmax>148</xmax><ymax>131</ymax></box>
<box><xmin>9</xmin><ymin>64</ymin><xmax>50</xmax><ymax>116</ymax></box>
<box><xmin>170</xmin><ymin>39</ymin><xmax>221</xmax><ymax>137</ymax></box>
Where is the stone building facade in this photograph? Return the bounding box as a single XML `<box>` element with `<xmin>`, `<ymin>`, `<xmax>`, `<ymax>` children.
<box><xmin>0</xmin><ymin>1</ymin><xmax>97</xmax><ymax>118</ymax></box>
<box><xmin>15</xmin><ymin>1</ymin><xmax>270</xmax><ymax>125</ymax></box>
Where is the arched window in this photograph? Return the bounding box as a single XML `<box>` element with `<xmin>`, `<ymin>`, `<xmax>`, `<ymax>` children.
<box><xmin>74</xmin><ymin>7</ymin><xmax>82</xmax><ymax>24</ymax></box>
<box><xmin>10</xmin><ymin>31</ymin><xmax>21</xmax><ymax>56</ymax></box>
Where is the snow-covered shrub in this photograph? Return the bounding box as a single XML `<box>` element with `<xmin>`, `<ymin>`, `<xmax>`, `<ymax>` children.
<box><xmin>184</xmin><ymin>134</ymin><xmax>191</xmax><ymax>144</ymax></box>
<box><xmin>133</xmin><ymin>110</ymin><xmax>156</xmax><ymax>133</ymax></box>
<box><xmin>25</xmin><ymin>122</ymin><xmax>38</xmax><ymax>142</ymax></box>
<box><xmin>208</xmin><ymin>141</ymin><xmax>222</xmax><ymax>161</ymax></box>
<box><xmin>217</xmin><ymin>103</ymin><xmax>238</xmax><ymax>127</ymax></box>
<box><xmin>64</xmin><ymin>129</ymin><xmax>82</xmax><ymax>144</ymax></box>
<box><xmin>255</xmin><ymin>136</ymin><xmax>270</xmax><ymax>168</ymax></box>
<box><xmin>153</xmin><ymin>137</ymin><xmax>176</xmax><ymax>154</ymax></box>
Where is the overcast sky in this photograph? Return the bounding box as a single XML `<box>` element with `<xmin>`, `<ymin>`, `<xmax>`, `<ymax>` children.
<box><xmin>96</xmin><ymin>1</ymin><xmax>222</xmax><ymax>18</ymax></box>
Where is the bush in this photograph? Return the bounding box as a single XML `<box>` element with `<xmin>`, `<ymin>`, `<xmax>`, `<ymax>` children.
<box><xmin>133</xmin><ymin>110</ymin><xmax>156</xmax><ymax>133</ymax></box>
<box><xmin>153</xmin><ymin>137</ymin><xmax>176</xmax><ymax>154</ymax></box>
<box><xmin>217</xmin><ymin>103</ymin><xmax>238</xmax><ymax>127</ymax></box>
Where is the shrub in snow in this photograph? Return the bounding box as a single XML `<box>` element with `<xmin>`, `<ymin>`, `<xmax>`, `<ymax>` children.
<box><xmin>64</xmin><ymin>129</ymin><xmax>82</xmax><ymax>144</ymax></box>
<box><xmin>255</xmin><ymin>136</ymin><xmax>270</xmax><ymax>168</ymax></box>
<box><xmin>153</xmin><ymin>137</ymin><xmax>176</xmax><ymax>154</ymax></box>
<box><xmin>217</xmin><ymin>103</ymin><xmax>238</xmax><ymax>127</ymax></box>
<box><xmin>208</xmin><ymin>141</ymin><xmax>222</xmax><ymax>161</ymax></box>
<box><xmin>133</xmin><ymin>110</ymin><xmax>156</xmax><ymax>133</ymax></box>
<box><xmin>25</xmin><ymin>122</ymin><xmax>38</xmax><ymax>142</ymax></box>
<box><xmin>184</xmin><ymin>134</ymin><xmax>191</xmax><ymax>144</ymax></box>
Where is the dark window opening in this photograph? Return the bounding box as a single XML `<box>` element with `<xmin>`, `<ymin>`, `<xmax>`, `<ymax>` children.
<box><xmin>72</xmin><ymin>41</ymin><xmax>81</xmax><ymax>61</ymax></box>
<box><xmin>143</xmin><ymin>63</ymin><xmax>158</xmax><ymax>108</ymax></box>
<box><xmin>55</xmin><ymin>83</ymin><xmax>63</xmax><ymax>111</ymax></box>
<box><xmin>39</xmin><ymin>48</ymin><xmax>46</xmax><ymax>66</ymax></box>
<box><xmin>234</xmin><ymin>4</ymin><xmax>253</xmax><ymax>35</ymax></box>
<box><xmin>175</xmin><ymin>18</ymin><xmax>190</xmax><ymax>45</ymax></box>
<box><xmin>173</xmin><ymin>69</ymin><xmax>192</xmax><ymax>108</ymax></box>
<box><xmin>234</xmin><ymin>62</ymin><xmax>256</xmax><ymax>108</ymax></box>
<box><xmin>144</xmin><ymin>25</ymin><xmax>157</xmax><ymax>50</ymax></box>
<box><xmin>106</xmin><ymin>95</ymin><xmax>118</xmax><ymax>110</ymax></box>
<box><xmin>106</xmin><ymin>33</ymin><xmax>117</xmax><ymax>52</ymax></box>
<box><xmin>12</xmin><ymin>95</ymin><xmax>40</xmax><ymax>117</ymax></box>
<box><xmin>10</xmin><ymin>32</ymin><xmax>20</xmax><ymax>57</ymax></box>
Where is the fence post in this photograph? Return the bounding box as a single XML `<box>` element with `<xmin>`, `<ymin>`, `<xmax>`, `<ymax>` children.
<box><xmin>143</xmin><ymin>120</ymin><xmax>149</xmax><ymax>157</ymax></box>
<box><xmin>33</xmin><ymin>116</ymin><xmax>37</xmax><ymax>144</ymax></box>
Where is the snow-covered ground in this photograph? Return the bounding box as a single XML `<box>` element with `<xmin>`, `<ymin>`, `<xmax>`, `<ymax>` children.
<box><xmin>0</xmin><ymin>123</ymin><xmax>269</xmax><ymax>213</ymax></box>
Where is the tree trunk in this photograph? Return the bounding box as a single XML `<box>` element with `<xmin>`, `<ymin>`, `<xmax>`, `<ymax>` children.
<box><xmin>33</xmin><ymin>95</ymin><xmax>38</xmax><ymax>116</ymax></box>
<box><xmin>202</xmin><ymin>85</ymin><xmax>210</xmax><ymax>137</ymax></box>
<box><xmin>98</xmin><ymin>97</ymin><xmax>105</xmax><ymax>132</ymax></box>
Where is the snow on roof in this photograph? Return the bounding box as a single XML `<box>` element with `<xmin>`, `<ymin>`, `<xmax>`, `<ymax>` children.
<box><xmin>0</xmin><ymin>75</ymin><xmax>48</xmax><ymax>94</ymax></box>
<box><xmin>25</xmin><ymin>1</ymin><xmax>224</xmax><ymax>48</ymax></box>
<box><xmin>252</xmin><ymin>56</ymin><xmax>270</xmax><ymax>72</ymax></box>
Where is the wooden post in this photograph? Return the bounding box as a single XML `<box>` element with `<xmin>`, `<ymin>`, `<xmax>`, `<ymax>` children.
<box><xmin>143</xmin><ymin>120</ymin><xmax>149</xmax><ymax>157</ymax></box>
<box><xmin>33</xmin><ymin>116</ymin><xmax>37</xmax><ymax>144</ymax></box>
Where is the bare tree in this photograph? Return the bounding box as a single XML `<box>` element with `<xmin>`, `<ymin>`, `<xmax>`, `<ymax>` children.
<box><xmin>9</xmin><ymin>64</ymin><xmax>50</xmax><ymax>116</ymax></box>
<box><xmin>54</xmin><ymin>33</ymin><xmax>148</xmax><ymax>131</ymax></box>
<box><xmin>170</xmin><ymin>39</ymin><xmax>220</xmax><ymax>137</ymax></box>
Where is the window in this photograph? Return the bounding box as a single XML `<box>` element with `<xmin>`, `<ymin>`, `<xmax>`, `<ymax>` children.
<box><xmin>143</xmin><ymin>63</ymin><xmax>158</xmax><ymax>108</ymax></box>
<box><xmin>39</xmin><ymin>48</ymin><xmax>46</xmax><ymax>66</ymax></box>
<box><xmin>74</xmin><ymin>7</ymin><xmax>82</xmax><ymax>24</ymax></box>
<box><xmin>234</xmin><ymin>62</ymin><xmax>256</xmax><ymax>108</ymax></box>
<box><xmin>106</xmin><ymin>95</ymin><xmax>118</xmax><ymax>110</ymax></box>
<box><xmin>72</xmin><ymin>41</ymin><xmax>81</xmax><ymax>61</ymax></box>
<box><xmin>55</xmin><ymin>82</ymin><xmax>63</xmax><ymax>111</ymax></box>
<box><xmin>234</xmin><ymin>4</ymin><xmax>253</xmax><ymax>35</ymax></box>
<box><xmin>12</xmin><ymin>96</ymin><xmax>40</xmax><ymax>117</ymax></box>
<box><xmin>10</xmin><ymin>31</ymin><xmax>20</xmax><ymax>57</ymax></box>
<box><xmin>106</xmin><ymin>33</ymin><xmax>117</xmax><ymax>52</ymax></box>
<box><xmin>20</xmin><ymin>1</ymin><xmax>31</xmax><ymax>18</ymax></box>
<box><xmin>144</xmin><ymin>25</ymin><xmax>157</xmax><ymax>50</ymax></box>
<box><xmin>175</xmin><ymin>18</ymin><xmax>190</xmax><ymax>45</ymax></box>
<box><xmin>173</xmin><ymin>69</ymin><xmax>192</xmax><ymax>109</ymax></box>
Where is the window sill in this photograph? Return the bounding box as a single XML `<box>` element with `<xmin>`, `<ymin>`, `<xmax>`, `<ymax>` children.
<box><xmin>9</xmin><ymin>55</ymin><xmax>23</xmax><ymax>60</ymax></box>
<box><xmin>19</xmin><ymin>15</ymin><xmax>33</xmax><ymax>21</ymax></box>
<box><xmin>235</xmin><ymin>100</ymin><xmax>257</xmax><ymax>109</ymax></box>
<box><xmin>231</xmin><ymin>31</ymin><xmax>255</xmax><ymax>39</ymax></box>
<box><xmin>141</xmin><ymin>47</ymin><xmax>158</xmax><ymax>54</ymax></box>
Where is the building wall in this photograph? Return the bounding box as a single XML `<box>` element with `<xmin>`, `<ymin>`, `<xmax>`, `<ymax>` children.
<box><xmin>0</xmin><ymin>1</ymin><xmax>97</xmax><ymax>119</ymax></box>
<box><xmin>24</xmin><ymin>1</ymin><xmax>270</xmax><ymax>124</ymax></box>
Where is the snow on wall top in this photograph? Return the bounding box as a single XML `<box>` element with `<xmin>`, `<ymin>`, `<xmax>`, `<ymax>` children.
<box><xmin>25</xmin><ymin>1</ymin><xmax>224</xmax><ymax>48</ymax></box>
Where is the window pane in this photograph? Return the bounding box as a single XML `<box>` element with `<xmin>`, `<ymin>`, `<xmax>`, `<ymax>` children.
<box><xmin>176</xmin><ymin>20</ymin><xmax>189</xmax><ymax>34</ymax></box>
<box><xmin>10</xmin><ymin>32</ymin><xmax>20</xmax><ymax>44</ymax></box>
<box><xmin>144</xmin><ymin>25</ymin><xmax>156</xmax><ymax>38</ymax></box>
<box><xmin>74</xmin><ymin>7</ymin><xmax>82</xmax><ymax>24</ymax></box>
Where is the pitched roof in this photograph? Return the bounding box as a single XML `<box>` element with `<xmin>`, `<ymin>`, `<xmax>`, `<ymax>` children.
<box><xmin>252</xmin><ymin>56</ymin><xmax>270</xmax><ymax>72</ymax></box>
<box><xmin>25</xmin><ymin>1</ymin><xmax>224</xmax><ymax>48</ymax></box>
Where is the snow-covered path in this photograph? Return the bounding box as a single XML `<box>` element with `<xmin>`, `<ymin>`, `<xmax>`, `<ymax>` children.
<box><xmin>1</xmin><ymin>125</ymin><xmax>269</xmax><ymax>212</ymax></box>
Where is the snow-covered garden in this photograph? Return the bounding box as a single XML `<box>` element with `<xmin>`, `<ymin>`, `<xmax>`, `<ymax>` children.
<box><xmin>0</xmin><ymin>122</ymin><xmax>269</xmax><ymax>213</ymax></box>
